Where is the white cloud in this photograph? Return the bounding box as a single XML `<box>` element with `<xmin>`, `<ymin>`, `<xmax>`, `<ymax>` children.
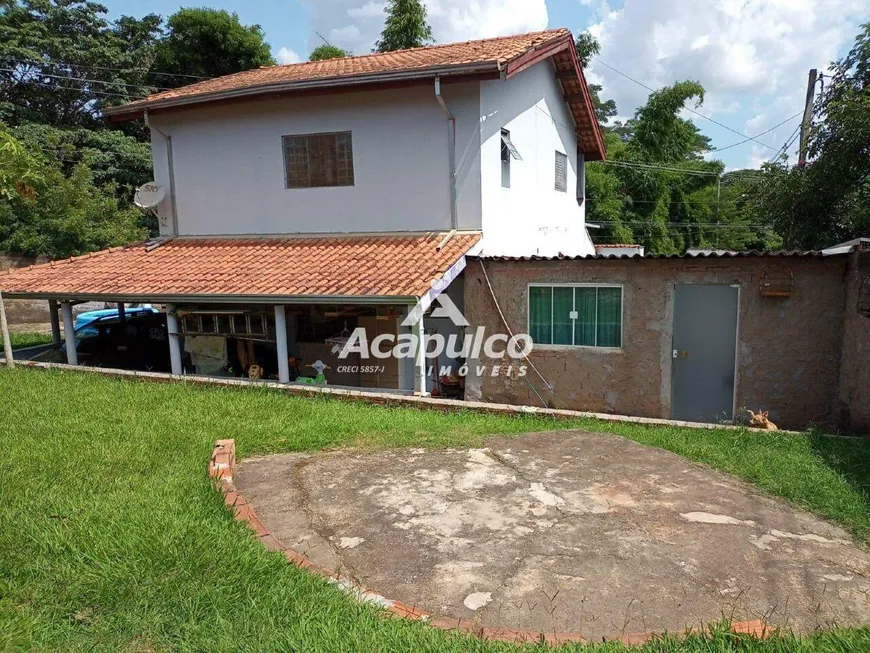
<box><xmin>585</xmin><ymin>0</ymin><xmax>865</xmax><ymax>167</ymax></box>
<box><xmin>276</xmin><ymin>47</ymin><xmax>301</xmax><ymax>65</ymax></box>
<box><xmin>348</xmin><ymin>1</ymin><xmax>386</xmax><ymax>19</ymax></box>
<box><xmin>308</xmin><ymin>0</ymin><xmax>548</xmax><ymax>54</ymax></box>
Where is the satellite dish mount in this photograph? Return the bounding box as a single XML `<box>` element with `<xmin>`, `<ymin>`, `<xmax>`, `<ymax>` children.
<box><xmin>134</xmin><ymin>182</ymin><xmax>166</xmax><ymax>209</ymax></box>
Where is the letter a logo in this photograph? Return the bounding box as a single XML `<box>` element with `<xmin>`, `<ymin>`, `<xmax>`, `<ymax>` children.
<box><xmin>402</xmin><ymin>293</ymin><xmax>469</xmax><ymax>327</ymax></box>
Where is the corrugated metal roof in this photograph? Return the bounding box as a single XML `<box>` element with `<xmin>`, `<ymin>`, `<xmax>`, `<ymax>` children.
<box><xmin>475</xmin><ymin>249</ymin><xmax>844</xmax><ymax>261</ymax></box>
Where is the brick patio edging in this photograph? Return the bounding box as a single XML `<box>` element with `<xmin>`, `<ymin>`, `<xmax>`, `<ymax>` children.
<box><xmin>209</xmin><ymin>438</ymin><xmax>772</xmax><ymax>647</ymax></box>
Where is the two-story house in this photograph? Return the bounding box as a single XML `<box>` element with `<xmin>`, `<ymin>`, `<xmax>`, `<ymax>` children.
<box><xmin>2</xmin><ymin>28</ymin><xmax>605</xmax><ymax>394</ymax></box>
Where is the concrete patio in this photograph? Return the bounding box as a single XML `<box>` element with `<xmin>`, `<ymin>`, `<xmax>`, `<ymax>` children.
<box><xmin>236</xmin><ymin>430</ymin><xmax>870</xmax><ymax>640</ymax></box>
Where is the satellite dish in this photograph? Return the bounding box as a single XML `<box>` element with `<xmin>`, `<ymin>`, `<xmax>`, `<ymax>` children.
<box><xmin>134</xmin><ymin>182</ymin><xmax>166</xmax><ymax>209</ymax></box>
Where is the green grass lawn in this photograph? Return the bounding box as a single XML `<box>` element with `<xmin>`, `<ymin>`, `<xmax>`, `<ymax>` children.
<box><xmin>1</xmin><ymin>367</ymin><xmax>869</xmax><ymax>652</ymax></box>
<box><xmin>8</xmin><ymin>331</ymin><xmax>53</xmax><ymax>349</ymax></box>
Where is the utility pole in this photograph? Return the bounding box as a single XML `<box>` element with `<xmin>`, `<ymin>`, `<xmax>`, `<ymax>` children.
<box><xmin>798</xmin><ymin>68</ymin><xmax>817</xmax><ymax>167</ymax></box>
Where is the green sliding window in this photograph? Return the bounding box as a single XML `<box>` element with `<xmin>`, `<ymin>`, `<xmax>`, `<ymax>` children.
<box><xmin>529</xmin><ymin>285</ymin><xmax>623</xmax><ymax>348</ymax></box>
<box><xmin>529</xmin><ymin>286</ymin><xmax>553</xmax><ymax>344</ymax></box>
<box><xmin>596</xmin><ymin>287</ymin><xmax>622</xmax><ymax>347</ymax></box>
<box><xmin>553</xmin><ymin>288</ymin><xmax>574</xmax><ymax>345</ymax></box>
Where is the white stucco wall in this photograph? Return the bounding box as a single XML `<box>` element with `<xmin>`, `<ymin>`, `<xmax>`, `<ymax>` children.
<box><xmin>149</xmin><ymin>83</ymin><xmax>481</xmax><ymax>236</ymax></box>
<box><xmin>478</xmin><ymin>62</ymin><xmax>594</xmax><ymax>257</ymax></box>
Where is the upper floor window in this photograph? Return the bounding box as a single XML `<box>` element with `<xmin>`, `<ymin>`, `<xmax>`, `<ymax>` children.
<box><xmin>500</xmin><ymin>128</ymin><xmax>521</xmax><ymax>189</ymax></box>
<box><xmin>555</xmin><ymin>151</ymin><xmax>568</xmax><ymax>192</ymax></box>
<box><xmin>528</xmin><ymin>284</ymin><xmax>623</xmax><ymax>348</ymax></box>
<box><xmin>283</xmin><ymin>131</ymin><xmax>354</xmax><ymax>189</ymax></box>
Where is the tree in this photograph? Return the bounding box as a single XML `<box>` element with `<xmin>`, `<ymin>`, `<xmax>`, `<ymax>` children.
<box><xmin>0</xmin><ymin>162</ymin><xmax>146</xmax><ymax>258</ymax></box>
<box><xmin>149</xmin><ymin>8</ymin><xmax>274</xmax><ymax>89</ymax></box>
<box><xmin>629</xmin><ymin>81</ymin><xmax>707</xmax><ymax>162</ymax></box>
<box><xmin>309</xmin><ymin>44</ymin><xmax>350</xmax><ymax>61</ymax></box>
<box><xmin>753</xmin><ymin>22</ymin><xmax>869</xmax><ymax>249</ymax></box>
<box><xmin>374</xmin><ymin>0</ymin><xmax>433</xmax><ymax>52</ymax></box>
<box><xmin>584</xmin><ymin>81</ymin><xmax>777</xmax><ymax>254</ymax></box>
<box><xmin>11</xmin><ymin>122</ymin><xmax>151</xmax><ymax>199</ymax></box>
<box><xmin>574</xmin><ymin>31</ymin><xmax>617</xmax><ymax>126</ymax></box>
<box><xmin>0</xmin><ymin>123</ymin><xmax>42</xmax><ymax>199</ymax></box>
<box><xmin>0</xmin><ymin>0</ymin><xmax>161</xmax><ymax>128</ymax></box>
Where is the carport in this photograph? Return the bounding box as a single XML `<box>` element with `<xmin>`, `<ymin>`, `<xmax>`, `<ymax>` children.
<box><xmin>0</xmin><ymin>232</ymin><xmax>480</xmax><ymax>392</ymax></box>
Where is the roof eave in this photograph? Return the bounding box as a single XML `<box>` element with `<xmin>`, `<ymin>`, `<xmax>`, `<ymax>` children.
<box><xmin>502</xmin><ymin>33</ymin><xmax>606</xmax><ymax>162</ymax></box>
<box><xmin>104</xmin><ymin>62</ymin><xmax>502</xmax><ymax>121</ymax></box>
<box><xmin>0</xmin><ymin>291</ymin><xmax>421</xmax><ymax>304</ymax></box>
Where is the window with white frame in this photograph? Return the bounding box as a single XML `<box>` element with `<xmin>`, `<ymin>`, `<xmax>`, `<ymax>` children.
<box><xmin>283</xmin><ymin>131</ymin><xmax>354</xmax><ymax>189</ymax></box>
<box><xmin>528</xmin><ymin>285</ymin><xmax>623</xmax><ymax>347</ymax></box>
<box><xmin>500</xmin><ymin>128</ymin><xmax>521</xmax><ymax>188</ymax></box>
<box><xmin>555</xmin><ymin>150</ymin><xmax>568</xmax><ymax>192</ymax></box>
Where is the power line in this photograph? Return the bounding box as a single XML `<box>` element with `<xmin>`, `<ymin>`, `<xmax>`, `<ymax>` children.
<box><xmin>599</xmin><ymin>159</ymin><xmax>762</xmax><ymax>181</ymax></box>
<box><xmin>7</xmin><ymin>57</ymin><xmax>211</xmax><ymax>81</ymax></box>
<box><xmin>2</xmin><ymin>75</ymin><xmax>151</xmax><ymax>102</ymax></box>
<box><xmin>0</xmin><ymin>66</ymin><xmax>171</xmax><ymax>92</ymax></box>
<box><xmin>601</xmin><ymin>160</ymin><xmax>721</xmax><ymax>176</ymax></box>
<box><xmin>768</xmin><ymin>124</ymin><xmax>802</xmax><ymax>165</ymax></box>
<box><xmin>592</xmin><ymin>57</ymin><xmax>779</xmax><ymax>152</ymax></box>
<box><xmin>711</xmin><ymin>111</ymin><xmax>803</xmax><ymax>152</ymax></box>
<box><xmin>596</xmin><ymin>221</ymin><xmax>773</xmax><ymax>228</ymax></box>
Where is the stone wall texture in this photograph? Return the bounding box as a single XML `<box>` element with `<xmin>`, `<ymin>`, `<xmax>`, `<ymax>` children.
<box><xmin>463</xmin><ymin>254</ymin><xmax>865</xmax><ymax>432</ymax></box>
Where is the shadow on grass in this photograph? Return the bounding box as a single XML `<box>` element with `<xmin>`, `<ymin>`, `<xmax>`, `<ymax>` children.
<box><xmin>808</xmin><ymin>430</ymin><xmax>870</xmax><ymax>516</ymax></box>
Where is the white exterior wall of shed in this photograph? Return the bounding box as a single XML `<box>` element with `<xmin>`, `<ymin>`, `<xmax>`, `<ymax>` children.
<box><xmin>478</xmin><ymin>62</ymin><xmax>594</xmax><ymax>257</ymax></box>
<box><xmin>148</xmin><ymin>83</ymin><xmax>482</xmax><ymax>237</ymax></box>
<box><xmin>594</xmin><ymin>245</ymin><xmax>646</xmax><ymax>257</ymax></box>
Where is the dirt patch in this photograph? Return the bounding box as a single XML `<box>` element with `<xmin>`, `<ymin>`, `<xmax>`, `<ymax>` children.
<box><xmin>236</xmin><ymin>430</ymin><xmax>870</xmax><ymax>640</ymax></box>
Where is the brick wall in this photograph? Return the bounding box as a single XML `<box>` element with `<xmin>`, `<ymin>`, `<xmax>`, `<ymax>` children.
<box><xmin>838</xmin><ymin>251</ymin><xmax>870</xmax><ymax>433</ymax></box>
<box><xmin>463</xmin><ymin>255</ymin><xmax>850</xmax><ymax>431</ymax></box>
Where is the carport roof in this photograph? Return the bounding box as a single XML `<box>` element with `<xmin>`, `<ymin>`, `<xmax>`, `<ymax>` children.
<box><xmin>1</xmin><ymin>232</ymin><xmax>481</xmax><ymax>303</ymax></box>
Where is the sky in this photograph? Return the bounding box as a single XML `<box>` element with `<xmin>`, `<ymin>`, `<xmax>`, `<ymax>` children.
<box><xmin>105</xmin><ymin>0</ymin><xmax>867</xmax><ymax>170</ymax></box>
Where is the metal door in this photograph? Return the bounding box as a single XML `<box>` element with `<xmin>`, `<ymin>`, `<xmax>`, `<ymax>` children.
<box><xmin>671</xmin><ymin>284</ymin><xmax>739</xmax><ymax>423</ymax></box>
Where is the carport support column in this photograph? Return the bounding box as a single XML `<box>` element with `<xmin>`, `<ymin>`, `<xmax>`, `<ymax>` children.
<box><xmin>274</xmin><ymin>305</ymin><xmax>290</xmax><ymax>384</ymax></box>
<box><xmin>48</xmin><ymin>299</ymin><xmax>62</xmax><ymax>347</ymax></box>
<box><xmin>165</xmin><ymin>304</ymin><xmax>183</xmax><ymax>376</ymax></box>
<box><xmin>60</xmin><ymin>301</ymin><xmax>77</xmax><ymax>366</ymax></box>
<box><xmin>413</xmin><ymin>313</ymin><xmax>428</xmax><ymax>396</ymax></box>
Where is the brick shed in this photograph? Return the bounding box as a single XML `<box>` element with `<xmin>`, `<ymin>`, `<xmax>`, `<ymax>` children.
<box><xmin>463</xmin><ymin>250</ymin><xmax>869</xmax><ymax>433</ymax></box>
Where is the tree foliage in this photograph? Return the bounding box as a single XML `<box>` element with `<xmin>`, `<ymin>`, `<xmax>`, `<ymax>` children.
<box><xmin>0</xmin><ymin>0</ymin><xmax>161</xmax><ymax>128</ymax></box>
<box><xmin>753</xmin><ymin>22</ymin><xmax>870</xmax><ymax>249</ymax></box>
<box><xmin>0</xmin><ymin>161</ymin><xmax>146</xmax><ymax>257</ymax></box>
<box><xmin>375</xmin><ymin>0</ymin><xmax>433</xmax><ymax>52</ymax></box>
<box><xmin>574</xmin><ymin>31</ymin><xmax>617</xmax><ymax>126</ymax></box>
<box><xmin>0</xmin><ymin>1</ymin><xmax>281</xmax><ymax>258</ymax></box>
<box><xmin>309</xmin><ymin>44</ymin><xmax>350</xmax><ymax>61</ymax></box>
<box><xmin>11</xmin><ymin>122</ymin><xmax>150</xmax><ymax>198</ymax></box>
<box><xmin>586</xmin><ymin>81</ymin><xmax>780</xmax><ymax>254</ymax></box>
<box><xmin>149</xmin><ymin>8</ymin><xmax>274</xmax><ymax>88</ymax></box>
<box><xmin>0</xmin><ymin>123</ymin><xmax>42</xmax><ymax>199</ymax></box>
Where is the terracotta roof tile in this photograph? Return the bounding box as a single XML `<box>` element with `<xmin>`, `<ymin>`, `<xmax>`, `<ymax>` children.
<box><xmin>104</xmin><ymin>28</ymin><xmax>605</xmax><ymax>160</ymax></box>
<box><xmin>111</xmin><ymin>30</ymin><xmax>571</xmax><ymax>115</ymax></box>
<box><xmin>2</xmin><ymin>233</ymin><xmax>481</xmax><ymax>301</ymax></box>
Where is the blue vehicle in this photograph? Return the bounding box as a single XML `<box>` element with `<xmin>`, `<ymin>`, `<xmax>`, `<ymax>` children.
<box><xmin>75</xmin><ymin>306</ymin><xmax>157</xmax><ymax>337</ymax></box>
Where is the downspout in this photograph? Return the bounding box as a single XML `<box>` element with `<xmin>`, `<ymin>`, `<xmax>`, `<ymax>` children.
<box><xmin>434</xmin><ymin>77</ymin><xmax>458</xmax><ymax>231</ymax></box>
<box><xmin>144</xmin><ymin>109</ymin><xmax>179</xmax><ymax>236</ymax></box>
